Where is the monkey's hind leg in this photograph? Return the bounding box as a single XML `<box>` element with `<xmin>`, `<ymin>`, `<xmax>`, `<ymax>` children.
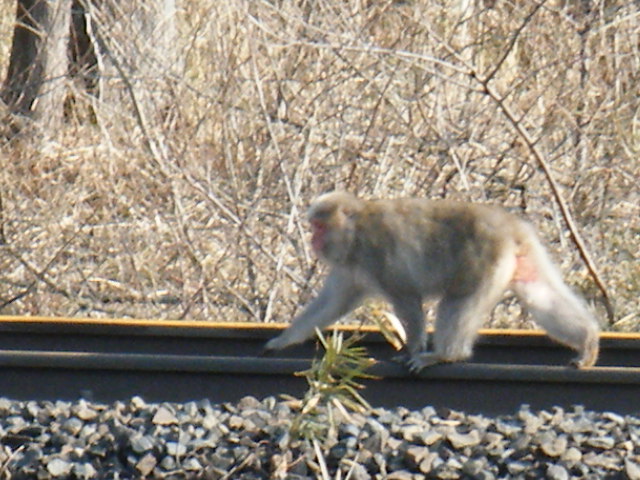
<box><xmin>406</xmin><ymin>292</ymin><xmax>503</xmax><ymax>372</ymax></box>
<box><xmin>408</xmin><ymin>255</ymin><xmax>516</xmax><ymax>373</ymax></box>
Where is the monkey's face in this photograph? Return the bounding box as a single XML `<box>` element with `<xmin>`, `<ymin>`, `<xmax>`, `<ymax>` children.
<box><xmin>309</xmin><ymin>211</ymin><xmax>339</xmax><ymax>261</ymax></box>
<box><xmin>306</xmin><ymin>192</ymin><xmax>362</xmax><ymax>265</ymax></box>
<box><xmin>308</xmin><ymin>213</ymin><xmax>357</xmax><ymax>265</ymax></box>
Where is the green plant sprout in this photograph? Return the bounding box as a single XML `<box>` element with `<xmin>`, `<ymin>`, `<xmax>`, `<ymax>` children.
<box><xmin>290</xmin><ymin>329</ymin><xmax>378</xmax><ymax>443</ymax></box>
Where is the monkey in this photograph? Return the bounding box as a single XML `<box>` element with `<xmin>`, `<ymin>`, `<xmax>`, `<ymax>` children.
<box><xmin>264</xmin><ymin>191</ymin><xmax>600</xmax><ymax>371</ymax></box>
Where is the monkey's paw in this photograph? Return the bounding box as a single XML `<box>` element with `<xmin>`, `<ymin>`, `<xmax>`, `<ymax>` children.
<box><xmin>570</xmin><ymin>355</ymin><xmax>596</xmax><ymax>369</ymax></box>
<box><xmin>262</xmin><ymin>331</ymin><xmax>297</xmax><ymax>354</ymax></box>
<box><xmin>262</xmin><ymin>335</ymin><xmax>288</xmax><ymax>354</ymax></box>
<box><xmin>405</xmin><ymin>352</ymin><xmax>443</xmax><ymax>373</ymax></box>
<box><xmin>570</xmin><ymin>339</ymin><xmax>599</xmax><ymax>369</ymax></box>
<box><xmin>259</xmin><ymin>345</ymin><xmax>275</xmax><ymax>357</ymax></box>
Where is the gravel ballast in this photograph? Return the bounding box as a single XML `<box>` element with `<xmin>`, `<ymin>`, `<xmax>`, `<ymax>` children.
<box><xmin>1</xmin><ymin>395</ymin><xmax>639</xmax><ymax>479</ymax></box>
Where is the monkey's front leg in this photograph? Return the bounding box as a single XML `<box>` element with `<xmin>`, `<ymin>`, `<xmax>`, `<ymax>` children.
<box><xmin>389</xmin><ymin>296</ymin><xmax>436</xmax><ymax>373</ymax></box>
<box><xmin>263</xmin><ymin>268</ymin><xmax>365</xmax><ymax>353</ymax></box>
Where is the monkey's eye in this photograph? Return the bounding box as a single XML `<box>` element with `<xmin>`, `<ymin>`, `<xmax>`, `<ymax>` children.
<box><xmin>310</xmin><ymin>208</ymin><xmax>332</xmax><ymax>222</ymax></box>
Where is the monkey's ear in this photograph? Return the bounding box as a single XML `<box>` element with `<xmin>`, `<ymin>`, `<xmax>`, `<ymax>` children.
<box><xmin>334</xmin><ymin>205</ymin><xmax>354</xmax><ymax>227</ymax></box>
<box><xmin>340</xmin><ymin>203</ymin><xmax>355</xmax><ymax>217</ymax></box>
<box><xmin>337</xmin><ymin>196</ymin><xmax>362</xmax><ymax>218</ymax></box>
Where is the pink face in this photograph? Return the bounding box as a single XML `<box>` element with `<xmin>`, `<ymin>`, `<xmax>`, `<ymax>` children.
<box><xmin>310</xmin><ymin>219</ymin><xmax>327</xmax><ymax>255</ymax></box>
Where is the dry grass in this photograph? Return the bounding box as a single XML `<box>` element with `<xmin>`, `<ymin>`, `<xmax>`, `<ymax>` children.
<box><xmin>0</xmin><ymin>0</ymin><xmax>638</xmax><ymax>331</ymax></box>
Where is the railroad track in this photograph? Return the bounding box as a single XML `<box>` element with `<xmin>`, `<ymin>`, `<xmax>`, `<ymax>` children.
<box><xmin>0</xmin><ymin>315</ymin><xmax>639</xmax><ymax>415</ymax></box>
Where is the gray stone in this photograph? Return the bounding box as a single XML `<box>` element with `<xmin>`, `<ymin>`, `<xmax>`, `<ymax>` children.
<box><xmin>73</xmin><ymin>462</ymin><xmax>98</xmax><ymax>480</ymax></box>
<box><xmin>419</xmin><ymin>429</ymin><xmax>442</xmax><ymax>446</ymax></box>
<box><xmin>153</xmin><ymin>406</ymin><xmax>178</xmax><ymax>425</ymax></box>
<box><xmin>386</xmin><ymin>470</ymin><xmax>414</xmax><ymax>480</ymax></box>
<box><xmin>73</xmin><ymin>399</ymin><xmax>99</xmax><ymax>421</ymax></box>
<box><xmin>546</xmin><ymin>464</ymin><xmax>569</xmax><ymax>480</ymax></box>
<box><xmin>136</xmin><ymin>453</ymin><xmax>157</xmax><ymax>476</ymax></box>
<box><xmin>62</xmin><ymin>417</ymin><xmax>84</xmax><ymax>435</ymax></box>
<box><xmin>160</xmin><ymin>455</ymin><xmax>177</xmax><ymax>470</ymax></box>
<box><xmin>562</xmin><ymin>446</ymin><xmax>582</xmax><ymax>464</ymax></box>
<box><xmin>401</xmin><ymin>423</ymin><xmax>425</xmax><ymax>442</ymax></box>
<box><xmin>585</xmin><ymin>435</ymin><xmax>615</xmax><ymax>449</ymax></box>
<box><xmin>405</xmin><ymin>445</ymin><xmax>431</xmax><ymax>467</ymax></box>
<box><xmin>539</xmin><ymin>432</ymin><xmax>567</xmax><ymax>457</ymax></box>
<box><xmin>183</xmin><ymin>457</ymin><xmax>203</xmax><ymax>471</ymax></box>
<box><xmin>506</xmin><ymin>460</ymin><xmax>531</xmax><ymax>475</ymax></box>
<box><xmin>447</xmin><ymin>429</ymin><xmax>481</xmax><ymax>449</ymax></box>
<box><xmin>342</xmin><ymin>460</ymin><xmax>371</xmax><ymax>480</ymax></box>
<box><xmin>418</xmin><ymin>452</ymin><xmax>440</xmax><ymax>474</ymax></box>
<box><xmin>625</xmin><ymin>458</ymin><xmax>640</xmax><ymax>480</ymax></box>
<box><xmin>462</xmin><ymin>458</ymin><xmax>487</xmax><ymax>476</ymax></box>
<box><xmin>130</xmin><ymin>434</ymin><xmax>155</xmax><ymax>453</ymax></box>
<box><xmin>166</xmin><ymin>441</ymin><xmax>187</xmax><ymax>456</ymax></box>
<box><xmin>47</xmin><ymin>458</ymin><xmax>73</xmax><ymax>477</ymax></box>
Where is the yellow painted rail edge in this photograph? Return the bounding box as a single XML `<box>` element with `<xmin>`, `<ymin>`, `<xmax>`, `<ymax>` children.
<box><xmin>0</xmin><ymin>315</ymin><xmax>637</xmax><ymax>340</ymax></box>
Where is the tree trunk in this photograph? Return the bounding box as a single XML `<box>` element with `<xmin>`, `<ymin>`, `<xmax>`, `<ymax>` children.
<box><xmin>1</xmin><ymin>0</ymin><xmax>180</xmax><ymax>140</ymax></box>
<box><xmin>1</xmin><ymin>0</ymin><xmax>72</xmax><ymax>131</ymax></box>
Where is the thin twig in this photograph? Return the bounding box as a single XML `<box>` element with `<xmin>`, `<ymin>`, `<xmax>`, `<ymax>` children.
<box><xmin>312</xmin><ymin>438</ymin><xmax>331</xmax><ymax>480</ymax></box>
<box><xmin>483</xmin><ymin>0</ymin><xmax>547</xmax><ymax>84</ymax></box>
<box><xmin>0</xmin><ymin>444</ymin><xmax>24</xmax><ymax>478</ymax></box>
<box><xmin>221</xmin><ymin>452</ymin><xmax>258</xmax><ymax>480</ymax></box>
<box><xmin>0</xmin><ymin>190</ymin><xmax>6</xmax><ymax>245</ymax></box>
<box><xmin>2</xmin><ymin>235</ymin><xmax>80</xmax><ymax>310</ymax></box>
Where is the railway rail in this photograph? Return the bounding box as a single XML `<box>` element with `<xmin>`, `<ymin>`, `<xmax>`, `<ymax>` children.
<box><xmin>0</xmin><ymin>315</ymin><xmax>639</xmax><ymax>415</ymax></box>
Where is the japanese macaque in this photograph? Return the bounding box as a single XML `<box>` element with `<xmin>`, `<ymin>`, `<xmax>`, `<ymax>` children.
<box><xmin>264</xmin><ymin>192</ymin><xmax>600</xmax><ymax>371</ymax></box>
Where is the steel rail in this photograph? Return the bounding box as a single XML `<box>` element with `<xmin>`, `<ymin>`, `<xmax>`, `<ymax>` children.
<box><xmin>0</xmin><ymin>315</ymin><xmax>639</xmax><ymax>365</ymax></box>
<box><xmin>0</xmin><ymin>316</ymin><xmax>639</xmax><ymax>414</ymax></box>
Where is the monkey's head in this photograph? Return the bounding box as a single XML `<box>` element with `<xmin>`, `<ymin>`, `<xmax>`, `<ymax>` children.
<box><xmin>307</xmin><ymin>191</ymin><xmax>363</xmax><ymax>265</ymax></box>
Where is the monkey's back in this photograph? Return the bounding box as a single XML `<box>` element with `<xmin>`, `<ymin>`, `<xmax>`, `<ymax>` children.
<box><xmin>352</xmin><ymin>198</ymin><xmax>523</xmax><ymax>297</ymax></box>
